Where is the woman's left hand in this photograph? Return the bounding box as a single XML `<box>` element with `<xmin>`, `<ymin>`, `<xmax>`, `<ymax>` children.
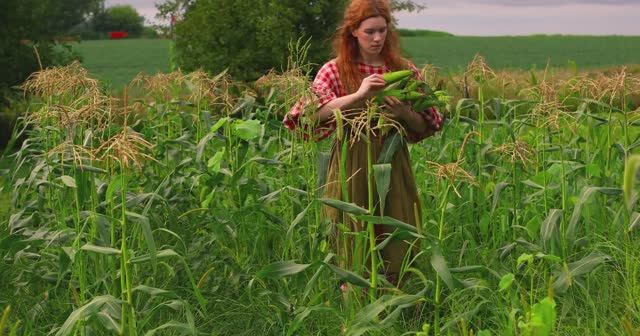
<box><xmin>382</xmin><ymin>96</ymin><xmax>411</xmax><ymax>121</ymax></box>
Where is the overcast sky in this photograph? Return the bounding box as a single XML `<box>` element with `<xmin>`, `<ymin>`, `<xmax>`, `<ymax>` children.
<box><xmin>106</xmin><ymin>0</ymin><xmax>640</xmax><ymax>36</ymax></box>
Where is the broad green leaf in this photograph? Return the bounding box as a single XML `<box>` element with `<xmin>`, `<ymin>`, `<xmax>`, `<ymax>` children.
<box><xmin>431</xmin><ymin>245</ymin><xmax>454</xmax><ymax>289</ymax></box>
<box><xmin>303</xmin><ymin>254</ymin><xmax>334</xmax><ymax>301</ymax></box>
<box><xmin>375</xmin><ymin>229</ymin><xmax>424</xmax><ymax>251</ymax></box>
<box><xmin>567</xmin><ymin>187</ymin><xmax>621</xmax><ymax>242</ymax></box>
<box><xmin>373</xmin><ymin>163</ymin><xmax>392</xmax><ymax>212</ymax></box>
<box><xmin>567</xmin><ymin>252</ymin><xmax>609</xmax><ymax>277</ymax></box>
<box><xmin>527</xmin><ymin>297</ymin><xmax>556</xmax><ymax>336</ymax></box>
<box><xmin>232</xmin><ymin>119</ymin><xmax>262</xmax><ymax>141</ymax></box>
<box><xmin>377</xmin><ymin>131</ymin><xmax>402</xmax><ymax>164</ymax></box>
<box><xmin>126</xmin><ymin>211</ymin><xmax>157</xmax><ymax>269</ymax></box>
<box><xmin>195</xmin><ymin>132</ymin><xmax>215</xmax><ymax>163</ymax></box>
<box><xmin>132</xmin><ymin>285</ymin><xmax>171</xmax><ymax>297</ymax></box>
<box><xmin>585</xmin><ymin>163</ymin><xmax>602</xmax><ymax>178</ymax></box>
<box><xmin>59</xmin><ymin>175</ymin><xmax>77</xmax><ymax>188</ymax></box>
<box><xmin>535</xmin><ymin>253</ymin><xmax>562</xmax><ymax>263</ymax></box>
<box><xmin>553</xmin><ymin>252</ymin><xmax>609</xmax><ymax>293</ymax></box>
<box><xmin>348</xmin><ymin>290</ymin><xmax>426</xmax><ymax>335</ymax></box>
<box><xmin>257</xmin><ymin>260</ymin><xmax>311</xmax><ymax>278</ymax></box>
<box><xmin>541</xmin><ymin>209</ymin><xmax>562</xmax><ymax>245</ymax></box>
<box><xmin>324</xmin><ymin>262</ymin><xmax>370</xmax><ymax>287</ymax></box>
<box><xmin>499</xmin><ymin>273</ymin><xmax>515</xmax><ymax>291</ymax></box>
<box><xmin>55</xmin><ymin>295</ymin><xmax>121</xmax><ymax>336</ymax></box>
<box><xmin>106</xmin><ymin>175</ymin><xmax>125</xmax><ymax>204</ymax></box>
<box><xmin>286</xmin><ymin>203</ymin><xmax>311</xmax><ymax>243</ymax></box>
<box><xmin>517</xmin><ymin>253</ymin><xmax>534</xmax><ymax>267</ymax></box>
<box><xmin>317</xmin><ymin>198</ymin><xmax>369</xmax><ymax>215</ymax></box>
<box><xmin>207</xmin><ymin>148</ymin><xmax>225</xmax><ymax>173</ymax></box>
<box><xmin>130</xmin><ymin>249</ymin><xmax>180</xmax><ymax>264</ymax></box>
<box><xmin>210</xmin><ymin>117</ymin><xmax>229</xmax><ymax>133</ymax></box>
<box><xmin>80</xmin><ymin>244</ymin><xmax>121</xmax><ymax>255</ymax></box>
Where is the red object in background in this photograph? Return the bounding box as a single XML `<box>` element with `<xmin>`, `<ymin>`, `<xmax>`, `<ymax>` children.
<box><xmin>109</xmin><ymin>31</ymin><xmax>128</xmax><ymax>39</ymax></box>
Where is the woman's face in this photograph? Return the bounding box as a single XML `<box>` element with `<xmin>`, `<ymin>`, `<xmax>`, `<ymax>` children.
<box><xmin>352</xmin><ymin>16</ymin><xmax>388</xmax><ymax>56</ymax></box>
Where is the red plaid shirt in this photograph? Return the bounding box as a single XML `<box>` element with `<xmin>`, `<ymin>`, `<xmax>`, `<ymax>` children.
<box><xmin>283</xmin><ymin>59</ymin><xmax>442</xmax><ymax>143</ymax></box>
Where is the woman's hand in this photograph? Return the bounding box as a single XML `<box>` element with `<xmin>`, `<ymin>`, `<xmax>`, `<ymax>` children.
<box><xmin>355</xmin><ymin>74</ymin><xmax>386</xmax><ymax>100</ymax></box>
<box><xmin>382</xmin><ymin>96</ymin><xmax>411</xmax><ymax>121</ymax></box>
<box><xmin>385</xmin><ymin>99</ymin><xmax>443</xmax><ymax>136</ymax></box>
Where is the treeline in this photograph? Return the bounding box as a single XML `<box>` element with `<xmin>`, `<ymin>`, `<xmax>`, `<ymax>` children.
<box><xmin>0</xmin><ymin>0</ymin><xmax>156</xmax><ymax>148</ymax></box>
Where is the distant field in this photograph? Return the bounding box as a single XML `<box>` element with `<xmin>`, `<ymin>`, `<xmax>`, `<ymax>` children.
<box><xmin>72</xmin><ymin>39</ymin><xmax>172</xmax><ymax>89</ymax></box>
<box><xmin>71</xmin><ymin>36</ymin><xmax>640</xmax><ymax>88</ymax></box>
<box><xmin>403</xmin><ymin>35</ymin><xmax>640</xmax><ymax>72</ymax></box>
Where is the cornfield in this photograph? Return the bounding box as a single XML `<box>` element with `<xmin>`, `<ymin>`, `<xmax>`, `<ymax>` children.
<box><xmin>1</xmin><ymin>55</ymin><xmax>639</xmax><ymax>335</ymax></box>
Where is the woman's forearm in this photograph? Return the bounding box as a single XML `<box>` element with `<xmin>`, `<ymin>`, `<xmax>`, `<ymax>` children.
<box><xmin>401</xmin><ymin>109</ymin><xmax>429</xmax><ymax>134</ymax></box>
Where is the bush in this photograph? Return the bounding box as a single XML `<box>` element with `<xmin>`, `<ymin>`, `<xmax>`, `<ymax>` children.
<box><xmin>0</xmin><ymin>0</ymin><xmax>99</xmax><ymax>149</ymax></box>
<box><xmin>174</xmin><ymin>0</ymin><xmax>346</xmax><ymax>81</ymax></box>
<box><xmin>142</xmin><ymin>26</ymin><xmax>160</xmax><ymax>39</ymax></box>
<box><xmin>94</xmin><ymin>5</ymin><xmax>145</xmax><ymax>38</ymax></box>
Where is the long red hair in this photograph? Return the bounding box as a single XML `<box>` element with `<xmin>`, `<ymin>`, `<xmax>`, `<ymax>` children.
<box><xmin>333</xmin><ymin>0</ymin><xmax>409</xmax><ymax>93</ymax></box>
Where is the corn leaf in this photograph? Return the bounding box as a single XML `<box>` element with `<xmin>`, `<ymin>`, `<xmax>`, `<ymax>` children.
<box><xmin>80</xmin><ymin>244</ymin><xmax>121</xmax><ymax>255</ymax></box>
<box><xmin>257</xmin><ymin>260</ymin><xmax>311</xmax><ymax>278</ymax></box>
<box><xmin>317</xmin><ymin>198</ymin><xmax>369</xmax><ymax>215</ymax></box>
<box><xmin>54</xmin><ymin>295</ymin><xmax>121</xmax><ymax>336</ymax></box>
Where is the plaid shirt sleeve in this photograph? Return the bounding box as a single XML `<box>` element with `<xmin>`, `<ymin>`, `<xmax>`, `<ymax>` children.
<box><xmin>405</xmin><ymin>62</ymin><xmax>444</xmax><ymax>144</ymax></box>
<box><xmin>283</xmin><ymin>62</ymin><xmax>340</xmax><ymax>141</ymax></box>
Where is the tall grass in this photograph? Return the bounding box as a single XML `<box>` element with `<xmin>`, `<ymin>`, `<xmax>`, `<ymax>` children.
<box><xmin>1</xmin><ymin>51</ymin><xmax>639</xmax><ymax>335</ymax></box>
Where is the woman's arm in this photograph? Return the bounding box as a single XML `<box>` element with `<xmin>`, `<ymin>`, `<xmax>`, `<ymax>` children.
<box><xmin>312</xmin><ymin>74</ymin><xmax>386</xmax><ymax>123</ymax></box>
<box><xmin>384</xmin><ymin>96</ymin><xmax>441</xmax><ymax>136</ymax></box>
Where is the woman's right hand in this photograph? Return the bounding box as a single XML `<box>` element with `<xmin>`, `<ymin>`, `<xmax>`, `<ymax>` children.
<box><xmin>355</xmin><ymin>74</ymin><xmax>386</xmax><ymax>100</ymax></box>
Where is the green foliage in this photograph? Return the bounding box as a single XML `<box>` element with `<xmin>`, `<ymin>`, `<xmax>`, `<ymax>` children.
<box><xmin>174</xmin><ymin>0</ymin><xmax>345</xmax><ymax>80</ymax></box>
<box><xmin>519</xmin><ymin>297</ymin><xmax>557</xmax><ymax>336</ymax></box>
<box><xmin>0</xmin><ymin>0</ymin><xmax>96</xmax><ymax>148</ymax></box>
<box><xmin>3</xmin><ymin>37</ymin><xmax>640</xmax><ymax>335</ymax></box>
<box><xmin>142</xmin><ymin>26</ymin><xmax>161</xmax><ymax>39</ymax></box>
<box><xmin>94</xmin><ymin>5</ymin><xmax>146</xmax><ymax>37</ymax></box>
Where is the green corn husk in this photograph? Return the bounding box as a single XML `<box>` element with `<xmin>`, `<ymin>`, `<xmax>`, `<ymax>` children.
<box><xmin>375</xmin><ymin>90</ymin><xmax>424</xmax><ymax>104</ymax></box>
<box><xmin>382</xmin><ymin>70</ymin><xmax>412</xmax><ymax>85</ymax></box>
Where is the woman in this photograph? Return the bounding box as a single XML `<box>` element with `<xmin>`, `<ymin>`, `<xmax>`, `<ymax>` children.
<box><xmin>283</xmin><ymin>0</ymin><xmax>442</xmax><ymax>286</ymax></box>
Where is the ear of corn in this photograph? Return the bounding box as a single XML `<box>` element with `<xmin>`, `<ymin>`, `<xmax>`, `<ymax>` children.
<box><xmin>382</xmin><ymin>70</ymin><xmax>413</xmax><ymax>85</ymax></box>
<box><xmin>374</xmin><ymin>70</ymin><xmax>448</xmax><ymax>113</ymax></box>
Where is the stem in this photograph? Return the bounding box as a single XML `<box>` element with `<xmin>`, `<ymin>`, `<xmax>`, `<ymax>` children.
<box><xmin>366</xmin><ymin>113</ymin><xmax>378</xmax><ymax>300</ymax></box>
<box><xmin>434</xmin><ymin>183</ymin><xmax>451</xmax><ymax>336</ymax></box>
<box><xmin>119</xmin><ymin>172</ymin><xmax>137</xmax><ymax>335</ymax></box>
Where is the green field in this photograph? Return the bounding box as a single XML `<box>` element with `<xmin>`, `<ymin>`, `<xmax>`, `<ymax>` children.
<box><xmin>3</xmin><ymin>32</ymin><xmax>640</xmax><ymax>334</ymax></box>
<box><xmin>403</xmin><ymin>35</ymin><xmax>640</xmax><ymax>72</ymax></box>
<box><xmin>72</xmin><ymin>39</ymin><xmax>172</xmax><ymax>89</ymax></box>
<box><xmin>72</xmin><ymin>36</ymin><xmax>640</xmax><ymax>89</ymax></box>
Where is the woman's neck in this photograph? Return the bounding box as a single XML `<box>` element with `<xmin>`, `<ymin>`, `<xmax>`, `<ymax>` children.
<box><xmin>358</xmin><ymin>52</ymin><xmax>384</xmax><ymax>66</ymax></box>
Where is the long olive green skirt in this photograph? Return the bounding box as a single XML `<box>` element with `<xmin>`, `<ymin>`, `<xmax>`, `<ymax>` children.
<box><xmin>323</xmin><ymin>131</ymin><xmax>422</xmax><ymax>275</ymax></box>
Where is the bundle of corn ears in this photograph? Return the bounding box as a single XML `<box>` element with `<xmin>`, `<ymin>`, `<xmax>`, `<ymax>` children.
<box><xmin>374</xmin><ymin>70</ymin><xmax>450</xmax><ymax>113</ymax></box>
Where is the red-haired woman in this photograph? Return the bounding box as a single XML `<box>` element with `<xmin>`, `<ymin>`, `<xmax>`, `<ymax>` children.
<box><xmin>283</xmin><ymin>0</ymin><xmax>442</xmax><ymax>286</ymax></box>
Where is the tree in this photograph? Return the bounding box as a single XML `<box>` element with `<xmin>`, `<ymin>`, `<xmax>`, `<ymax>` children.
<box><xmin>0</xmin><ymin>0</ymin><xmax>100</xmax><ymax>148</ymax></box>
<box><xmin>94</xmin><ymin>5</ymin><xmax>145</xmax><ymax>37</ymax></box>
<box><xmin>167</xmin><ymin>0</ymin><xmax>423</xmax><ymax>81</ymax></box>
